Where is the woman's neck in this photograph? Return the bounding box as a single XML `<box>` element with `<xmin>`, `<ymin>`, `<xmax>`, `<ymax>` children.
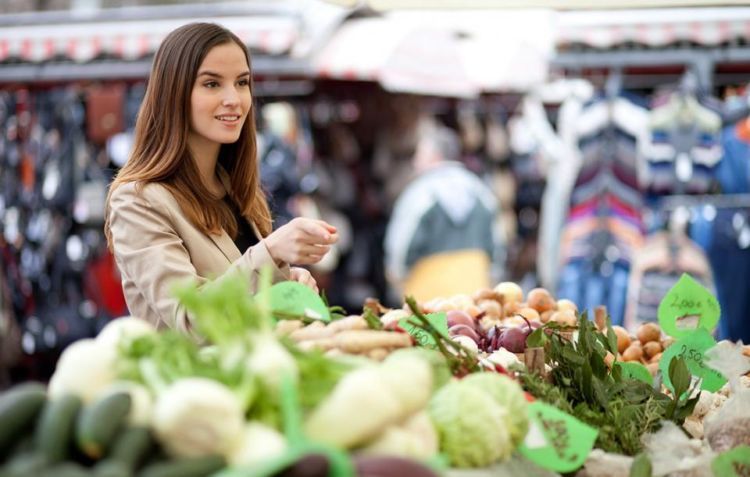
<box><xmin>188</xmin><ymin>135</ymin><xmax>223</xmax><ymax>196</ymax></box>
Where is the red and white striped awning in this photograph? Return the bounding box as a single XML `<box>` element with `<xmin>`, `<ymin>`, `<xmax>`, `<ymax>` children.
<box><xmin>0</xmin><ymin>16</ymin><xmax>299</xmax><ymax>63</ymax></box>
<box><xmin>557</xmin><ymin>7</ymin><xmax>750</xmax><ymax>49</ymax></box>
<box><xmin>315</xmin><ymin>17</ymin><xmax>480</xmax><ymax>98</ymax></box>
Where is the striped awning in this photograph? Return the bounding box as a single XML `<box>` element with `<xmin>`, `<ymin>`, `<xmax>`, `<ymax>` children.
<box><xmin>314</xmin><ymin>16</ymin><xmax>480</xmax><ymax>97</ymax></box>
<box><xmin>557</xmin><ymin>7</ymin><xmax>750</xmax><ymax>49</ymax></box>
<box><xmin>0</xmin><ymin>15</ymin><xmax>299</xmax><ymax>63</ymax></box>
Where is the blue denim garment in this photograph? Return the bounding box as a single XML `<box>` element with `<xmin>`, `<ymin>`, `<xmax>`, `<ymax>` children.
<box><xmin>557</xmin><ymin>258</ymin><xmax>630</xmax><ymax>327</ymax></box>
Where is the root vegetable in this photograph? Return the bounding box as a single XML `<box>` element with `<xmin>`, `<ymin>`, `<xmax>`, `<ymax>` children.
<box><xmin>334</xmin><ymin>330</ymin><xmax>412</xmax><ymax>353</ymax></box>
<box><xmin>540</xmin><ymin>311</ymin><xmax>553</xmax><ymax>323</ymax></box>
<box><xmin>549</xmin><ymin>310</ymin><xmax>577</xmax><ymax>327</ymax></box>
<box><xmin>447</xmin><ymin>310</ymin><xmax>475</xmax><ymax>329</ymax></box>
<box><xmin>643</xmin><ymin>341</ymin><xmax>663</xmax><ymax>359</ymax></box>
<box><xmin>556</xmin><ymin>299</ymin><xmax>578</xmax><ymax>313</ymax></box>
<box><xmin>477</xmin><ymin>300</ymin><xmax>502</xmax><ymax>319</ymax></box>
<box><xmin>328</xmin><ymin>315</ymin><xmax>369</xmax><ymax>333</ymax></box>
<box><xmin>622</xmin><ymin>343</ymin><xmax>644</xmax><ymax>362</ymax></box>
<box><xmin>637</xmin><ymin>323</ymin><xmax>661</xmax><ymax>345</ymax></box>
<box><xmin>661</xmin><ymin>337</ymin><xmax>676</xmax><ymax>349</ymax></box>
<box><xmin>649</xmin><ymin>352</ymin><xmax>663</xmax><ymax>364</ymax></box>
<box><xmin>526</xmin><ymin>288</ymin><xmax>556</xmax><ymax>314</ymax></box>
<box><xmin>493</xmin><ymin>282</ymin><xmax>523</xmax><ymax>304</ymax></box>
<box><xmin>516</xmin><ymin>307</ymin><xmax>541</xmax><ymax>322</ymax></box>
<box><xmin>646</xmin><ymin>362</ymin><xmax>660</xmax><ymax>376</ymax></box>
<box><xmin>290</xmin><ymin>322</ymin><xmax>334</xmax><ymax>342</ymax></box>
<box><xmin>275</xmin><ymin>320</ymin><xmax>304</xmax><ymax>337</ymax></box>
<box><xmin>612</xmin><ymin>326</ymin><xmax>631</xmax><ymax>354</ymax></box>
<box><xmin>449</xmin><ymin>324</ymin><xmax>480</xmax><ymax>343</ymax></box>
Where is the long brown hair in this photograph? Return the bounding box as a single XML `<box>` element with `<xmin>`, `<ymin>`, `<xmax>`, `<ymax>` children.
<box><xmin>105</xmin><ymin>22</ymin><xmax>272</xmax><ymax>250</ymax></box>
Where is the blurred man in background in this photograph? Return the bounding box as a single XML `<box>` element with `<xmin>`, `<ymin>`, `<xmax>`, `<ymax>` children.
<box><xmin>384</xmin><ymin>122</ymin><xmax>504</xmax><ymax>302</ymax></box>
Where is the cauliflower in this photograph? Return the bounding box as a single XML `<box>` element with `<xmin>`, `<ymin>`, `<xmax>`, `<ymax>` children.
<box><xmin>462</xmin><ymin>373</ymin><xmax>529</xmax><ymax>446</ymax></box>
<box><xmin>429</xmin><ymin>380</ymin><xmax>512</xmax><ymax>468</ymax></box>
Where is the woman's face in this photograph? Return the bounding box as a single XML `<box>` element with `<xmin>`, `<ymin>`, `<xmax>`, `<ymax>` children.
<box><xmin>188</xmin><ymin>42</ymin><xmax>252</xmax><ymax>156</ymax></box>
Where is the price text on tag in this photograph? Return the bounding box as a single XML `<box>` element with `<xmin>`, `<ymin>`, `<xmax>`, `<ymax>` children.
<box><xmin>518</xmin><ymin>401</ymin><xmax>598</xmax><ymax>473</ymax></box>
<box><xmin>659</xmin><ymin>328</ymin><xmax>726</xmax><ymax>393</ymax></box>
<box><xmin>658</xmin><ymin>273</ymin><xmax>720</xmax><ymax>338</ymax></box>
<box><xmin>398</xmin><ymin>313</ymin><xmax>448</xmax><ymax>349</ymax></box>
<box><xmin>268</xmin><ymin>281</ymin><xmax>331</xmax><ymax>322</ymax></box>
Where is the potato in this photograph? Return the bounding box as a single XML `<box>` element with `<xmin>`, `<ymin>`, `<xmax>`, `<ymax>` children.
<box><xmin>650</xmin><ymin>352</ymin><xmax>663</xmax><ymax>364</ymax></box>
<box><xmin>477</xmin><ymin>299</ymin><xmax>502</xmax><ymax>319</ymax></box>
<box><xmin>515</xmin><ymin>307</ymin><xmax>541</xmax><ymax>322</ymax></box>
<box><xmin>540</xmin><ymin>310</ymin><xmax>554</xmax><ymax>323</ymax></box>
<box><xmin>550</xmin><ymin>310</ymin><xmax>577</xmax><ymax>327</ymax></box>
<box><xmin>646</xmin><ymin>362</ymin><xmax>660</xmax><ymax>376</ymax></box>
<box><xmin>503</xmin><ymin>301</ymin><xmax>522</xmax><ymax>317</ymax></box>
<box><xmin>612</xmin><ymin>326</ymin><xmax>631</xmax><ymax>354</ymax></box>
<box><xmin>622</xmin><ymin>343</ymin><xmax>644</xmax><ymax>362</ymax></box>
<box><xmin>556</xmin><ymin>299</ymin><xmax>578</xmax><ymax>313</ymax></box>
<box><xmin>494</xmin><ymin>282</ymin><xmax>524</xmax><ymax>304</ymax></box>
<box><xmin>527</xmin><ymin>288</ymin><xmax>556</xmax><ymax>314</ymax></box>
<box><xmin>637</xmin><ymin>322</ymin><xmax>661</xmax><ymax>345</ymax></box>
<box><xmin>643</xmin><ymin>341</ymin><xmax>662</xmax><ymax>359</ymax></box>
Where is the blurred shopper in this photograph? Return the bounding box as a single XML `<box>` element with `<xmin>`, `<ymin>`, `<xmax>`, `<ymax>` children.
<box><xmin>104</xmin><ymin>23</ymin><xmax>337</xmax><ymax>333</ymax></box>
<box><xmin>384</xmin><ymin>124</ymin><xmax>503</xmax><ymax>302</ymax></box>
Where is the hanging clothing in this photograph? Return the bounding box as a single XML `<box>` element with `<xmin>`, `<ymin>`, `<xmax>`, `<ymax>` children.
<box><xmin>556</xmin><ymin>93</ymin><xmax>650</xmax><ymax>326</ymax></box>
<box><xmin>643</xmin><ymin>94</ymin><xmax>723</xmax><ymax>197</ymax></box>
<box><xmin>510</xmin><ymin>79</ymin><xmax>594</xmax><ymax>290</ymax></box>
<box><xmin>623</xmin><ymin>231</ymin><xmax>714</xmax><ymax>332</ymax></box>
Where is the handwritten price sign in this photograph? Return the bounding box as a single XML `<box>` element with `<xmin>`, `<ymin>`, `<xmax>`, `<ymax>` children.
<box><xmin>659</xmin><ymin>328</ymin><xmax>726</xmax><ymax>393</ymax></box>
<box><xmin>268</xmin><ymin>281</ymin><xmax>331</xmax><ymax>322</ymax></box>
<box><xmin>658</xmin><ymin>273</ymin><xmax>720</xmax><ymax>339</ymax></box>
<box><xmin>519</xmin><ymin>402</ymin><xmax>598</xmax><ymax>473</ymax></box>
<box><xmin>398</xmin><ymin>313</ymin><xmax>448</xmax><ymax>349</ymax></box>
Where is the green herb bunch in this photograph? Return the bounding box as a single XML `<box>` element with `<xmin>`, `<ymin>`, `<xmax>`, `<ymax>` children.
<box><xmin>522</xmin><ymin>312</ymin><xmax>700</xmax><ymax>455</ymax></box>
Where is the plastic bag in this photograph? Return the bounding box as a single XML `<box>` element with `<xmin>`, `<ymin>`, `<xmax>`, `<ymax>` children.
<box><xmin>703</xmin><ymin>341</ymin><xmax>750</xmax><ymax>453</ymax></box>
<box><xmin>642</xmin><ymin>421</ymin><xmax>715</xmax><ymax>477</ymax></box>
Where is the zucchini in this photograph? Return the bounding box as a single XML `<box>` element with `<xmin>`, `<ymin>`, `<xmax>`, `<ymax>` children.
<box><xmin>138</xmin><ymin>455</ymin><xmax>226</xmax><ymax>477</ymax></box>
<box><xmin>76</xmin><ymin>392</ymin><xmax>131</xmax><ymax>460</ymax></box>
<box><xmin>107</xmin><ymin>427</ymin><xmax>154</xmax><ymax>471</ymax></box>
<box><xmin>0</xmin><ymin>383</ymin><xmax>47</xmax><ymax>456</ymax></box>
<box><xmin>35</xmin><ymin>394</ymin><xmax>83</xmax><ymax>463</ymax></box>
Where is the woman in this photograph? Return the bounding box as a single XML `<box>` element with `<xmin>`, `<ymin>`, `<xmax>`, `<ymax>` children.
<box><xmin>105</xmin><ymin>23</ymin><xmax>337</xmax><ymax>334</ymax></box>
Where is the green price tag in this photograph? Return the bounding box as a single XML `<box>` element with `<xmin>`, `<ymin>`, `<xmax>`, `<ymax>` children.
<box><xmin>398</xmin><ymin>313</ymin><xmax>448</xmax><ymax>349</ymax></box>
<box><xmin>615</xmin><ymin>361</ymin><xmax>653</xmax><ymax>386</ymax></box>
<box><xmin>658</xmin><ymin>273</ymin><xmax>720</xmax><ymax>338</ymax></box>
<box><xmin>518</xmin><ymin>401</ymin><xmax>598</xmax><ymax>473</ymax></box>
<box><xmin>659</xmin><ymin>328</ymin><xmax>726</xmax><ymax>392</ymax></box>
<box><xmin>712</xmin><ymin>445</ymin><xmax>750</xmax><ymax>477</ymax></box>
<box><xmin>268</xmin><ymin>281</ymin><xmax>331</xmax><ymax>322</ymax></box>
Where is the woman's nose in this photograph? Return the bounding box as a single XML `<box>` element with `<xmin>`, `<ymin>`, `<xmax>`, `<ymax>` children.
<box><xmin>222</xmin><ymin>88</ymin><xmax>239</xmax><ymax>107</ymax></box>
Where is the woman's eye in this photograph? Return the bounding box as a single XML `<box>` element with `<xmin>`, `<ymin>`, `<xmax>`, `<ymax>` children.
<box><xmin>204</xmin><ymin>81</ymin><xmax>219</xmax><ymax>88</ymax></box>
<box><xmin>238</xmin><ymin>79</ymin><xmax>249</xmax><ymax>87</ymax></box>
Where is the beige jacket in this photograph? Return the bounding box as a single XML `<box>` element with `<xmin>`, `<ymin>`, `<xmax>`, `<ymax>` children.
<box><xmin>107</xmin><ymin>179</ymin><xmax>289</xmax><ymax>333</ymax></box>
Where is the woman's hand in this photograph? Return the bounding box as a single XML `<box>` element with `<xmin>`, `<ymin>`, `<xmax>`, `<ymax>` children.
<box><xmin>289</xmin><ymin>267</ymin><xmax>318</xmax><ymax>293</ymax></box>
<box><xmin>264</xmin><ymin>217</ymin><xmax>338</xmax><ymax>265</ymax></box>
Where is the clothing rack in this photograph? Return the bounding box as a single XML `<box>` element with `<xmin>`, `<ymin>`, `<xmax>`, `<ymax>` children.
<box><xmin>655</xmin><ymin>193</ymin><xmax>750</xmax><ymax>211</ymax></box>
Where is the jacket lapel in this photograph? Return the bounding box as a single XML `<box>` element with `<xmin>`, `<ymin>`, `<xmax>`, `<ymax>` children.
<box><xmin>208</xmin><ymin>230</ymin><xmax>242</xmax><ymax>263</ymax></box>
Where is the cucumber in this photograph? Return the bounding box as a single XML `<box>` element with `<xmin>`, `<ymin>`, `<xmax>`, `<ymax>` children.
<box><xmin>35</xmin><ymin>394</ymin><xmax>83</xmax><ymax>463</ymax></box>
<box><xmin>138</xmin><ymin>455</ymin><xmax>226</xmax><ymax>477</ymax></box>
<box><xmin>0</xmin><ymin>383</ymin><xmax>47</xmax><ymax>456</ymax></box>
<box><xmin>107</xmin><ymin>427</ymin><xmax>154</xmax><ymax>471</ymax></box>
<box><xmin>76</xmin><ymin>392</ymin><xmax>131</xmax><ymax>460</ymax></box>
